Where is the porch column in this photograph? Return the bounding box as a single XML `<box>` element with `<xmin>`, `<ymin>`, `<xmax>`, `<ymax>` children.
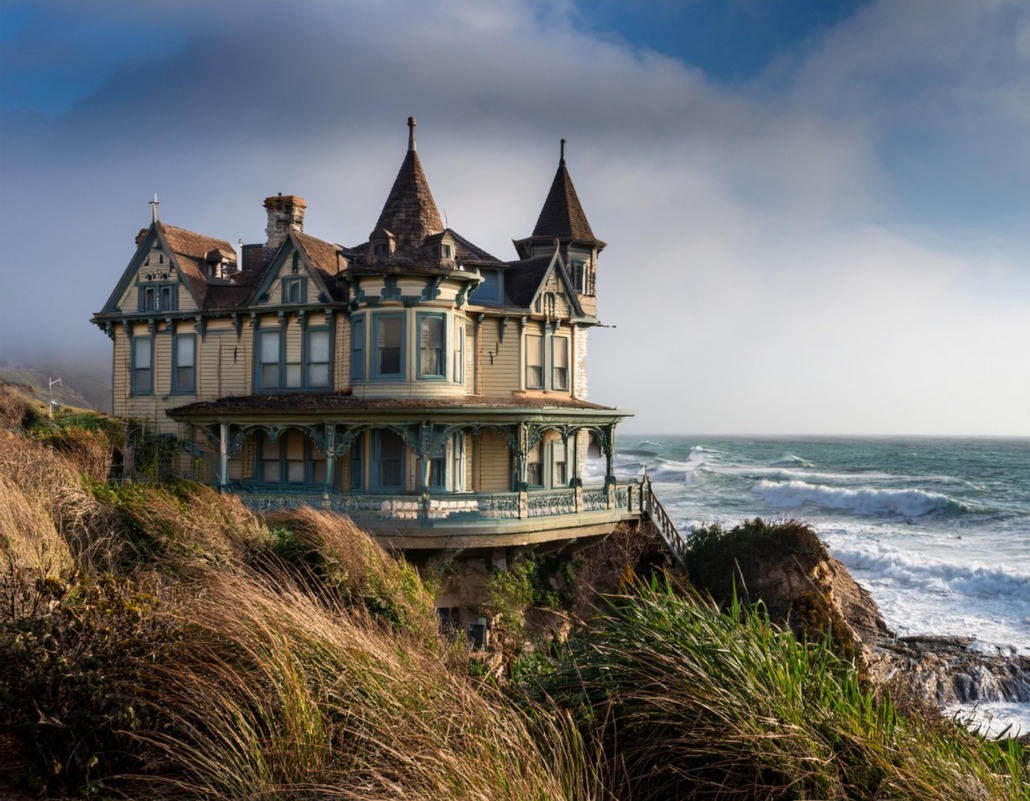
<box><xmin>516</xmin><ymin>423</ymin><xmax>529</xmax><ymax>519</ymax></box>
<box><xmin>218</xmin><ymin>422</ymin><xmax>229</xmax><ymax>490</ymax></box>
<box><xmin>569</xmin><ymin>429</ymin><xmax>582</xmax><ymax>488</ymax></box>
<box><xmin>323</xmin><ymin>424</ymin><xmax>336</xmax><ymax>490</ymax></box>
<box><xmin>604</xmin><ymin>424</ymin><xmax>617</xmax><ymax>509</ymax></box>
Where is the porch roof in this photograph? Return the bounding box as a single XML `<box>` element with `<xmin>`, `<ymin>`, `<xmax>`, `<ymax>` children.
<box><xmin>168</xmin><ymin>392</ymin><xmax>633</xmax><ymax>425</ymax></box>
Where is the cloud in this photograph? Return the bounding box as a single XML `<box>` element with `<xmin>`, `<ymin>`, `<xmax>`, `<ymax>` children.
<box><xmin>1</xmin><ymin>0</ymin><xmax>1027</xmax><ymax>434</ymax></box>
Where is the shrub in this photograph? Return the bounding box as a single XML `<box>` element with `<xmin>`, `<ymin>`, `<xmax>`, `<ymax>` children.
<box><xmin>0</xmin><ymin>571</ymin><xmax>172</xmax><ymax>797</ymax></box>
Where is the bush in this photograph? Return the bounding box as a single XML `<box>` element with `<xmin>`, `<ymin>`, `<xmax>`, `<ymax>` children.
<box><xmin>0</xmin><ymin>572</ymin><xmax>171</xmax><ymax>797</ymax></box>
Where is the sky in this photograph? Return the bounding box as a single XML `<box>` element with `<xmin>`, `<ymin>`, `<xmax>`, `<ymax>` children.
<box><xmin>1</xmin><ymin>0</ymin><xmax>1028</xmax><ymax>436</ymax></box>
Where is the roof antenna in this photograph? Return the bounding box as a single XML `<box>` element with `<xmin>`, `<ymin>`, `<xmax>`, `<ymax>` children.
<box><xmin>408</xmin><ymin>116</ymin><xmax>417</xmax><ymax>151</ymax></box>
<box><xmin>560</xmin><ymin>138</ymin><xmax>566</xmax><ymax>164</ymax></box>
<box><xmin>149</xmin><ymin>193</ymin><xmax>160</xmax><ymax>223</ymax></box>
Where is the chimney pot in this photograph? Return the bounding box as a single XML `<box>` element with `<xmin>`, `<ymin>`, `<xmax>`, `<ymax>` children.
<box><xmin>263</xmin><ymin>194</ymin><xmax>307</xmax><ymax>257</ymax></box>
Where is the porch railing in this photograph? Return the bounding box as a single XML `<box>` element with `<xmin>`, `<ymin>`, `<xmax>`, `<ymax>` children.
<box><xmin>239</xmin><ymin>482</ymin><xmax>645</xmax><ymax>524</ymax></box>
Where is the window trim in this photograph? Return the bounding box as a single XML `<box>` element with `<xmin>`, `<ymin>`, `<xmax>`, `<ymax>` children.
<box><xmin>452</xmin><ymin>319</ymin><xmax>465</xmax><ymax>385</ymax></box>
<box><xmin>130</xmin><ymin>334</ymin><xmax>154</xmax><ymax>396</ymax></box>
<box><xmin>470</xmin><ymin>269</ymin><xmax>502</xmax><ymax>306</ymax></box>
<box><xmin>172</xmin><ymin>333</ymin><xmax>196</xmax><ymax>395</ymax></box>
<box><xmin>371</xmin><ymin>429</ymin><xmax>406</xmax><ymax>491</ymax></box>
<box><xmin>254</xmin><ymin>430</ymin><xmax>327</xmax><ymax>487</ymax></box>
<box><xmin>350</xmin><ymin>317</ymin><xmax>366</xmax><ymax>381</ymax></box>
<box><xmin>372</xmin><ymin>312</ymin><xmax>406</xmax><ymax>381</ymax></box>
<box><xmin>525</xmin><ymin>333</ymin><xmax>544</xmax><ymax>389</ymax></box>
<box><xmin>303</xmin><ymin>326</ymin><xmax>332</xmax><ymax>389</ymax></box>
<box><xmin>137</xmin><ymin>282</ymin><xmax>178</xmax><ymax>312</ymax></box>
<box><xmin>282</xmin><ymin>276</ymin><xmax>307</xmax><ymax>304</ymax></box>
<box><xmin>416</xmin><ymin>312</ymin><xmax>447</xmax><ymax>380</ymax></box>
<box><xmin>255</xmin><ymin>327</ymin><xmax>283</xmax><ymax>392</ymax></box>
<box><xmin>552</xmin><ymin>335</ymin><xmax>569</xmax><ymax>392</ymax></box>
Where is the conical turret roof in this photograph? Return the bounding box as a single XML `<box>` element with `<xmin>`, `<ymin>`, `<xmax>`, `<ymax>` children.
<box><xmin>531</xmin><ymin>139</ymin><xmax>599</xmax><ymax>244</ymax></box>
<box><xmin>372</xmin><ymin>117</ymin><xmax>444</xmax><ymax>253</ymax></box>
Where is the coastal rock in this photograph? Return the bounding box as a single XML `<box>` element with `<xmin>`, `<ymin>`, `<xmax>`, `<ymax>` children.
<box><xmin>867</xmin><ymin>635</ymin><xmax>1030</xmax><ymax>708</ymax></box>
<box><xmin>705</xmin><ymin>522</ymin><xmax>1030</xmax><ymax>721</ymax></box>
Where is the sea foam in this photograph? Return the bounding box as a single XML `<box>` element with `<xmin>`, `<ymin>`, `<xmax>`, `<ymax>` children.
<box><xmin>752</xmin><ymin>479</ymin><xmax>967</xmax><ymax>518</ymax></box>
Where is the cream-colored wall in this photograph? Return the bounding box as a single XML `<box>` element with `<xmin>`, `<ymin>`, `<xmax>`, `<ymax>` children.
<box><xmin>473</xmin><ymin>428</ymin><xmax>511</xmax><ymax>492</ymax></box>
<box><xmin>476</xmin><ymin>317</ymin><xmax>520</xmax><ymax>397</ymax></box>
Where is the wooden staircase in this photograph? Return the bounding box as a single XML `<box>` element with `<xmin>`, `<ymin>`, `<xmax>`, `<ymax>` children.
<box><xmin>640</xmin><ymin>476</ymin><xmax>689</xmax><ymax>572</ymax></box>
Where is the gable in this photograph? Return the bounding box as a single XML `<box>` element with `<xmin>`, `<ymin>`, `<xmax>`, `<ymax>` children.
<box><xmin>251</xmin><ymin>232</ymin><xmax>338</xmax><ymax>307</ymax></box>
<box><xmin>101</xmin><ymin>225</ymin><xmax>197</xmax><ymax>315</ymax></box>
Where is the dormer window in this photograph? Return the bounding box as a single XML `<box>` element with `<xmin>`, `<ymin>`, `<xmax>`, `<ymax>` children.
<box><xmin>470</xmin><ymin>269</ymin><xmax>501</xmax><ymax>306</ymax></box>
<box><xmin>282</xmin><ymin>277</ymin><xmax>306</xmax><ymax>304</ymax></box>
<box><xmin>373</xmin><ymin>242</ymin><xmax>390</xmax><ymax>258</ymax></box>
<box><xmin>439</xmin><ymin>243</ymin><xmax>453</xmax><ymax>260</ymax></box>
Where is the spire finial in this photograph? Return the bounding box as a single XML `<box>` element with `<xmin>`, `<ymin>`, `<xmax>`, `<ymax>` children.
<box><xmin>149</xmin><ymin>193</ymin><xmax>160</xmax><ymax>223</ymax></box>
<box><xmin>560</xmin><ymin>138</ymin><xmax>566</xmax><ymax>164</ymax></box>
<box><xmin>408</xmin><ymin>116</ymin><xmax>416</xmax><ymax>151</ymax></box>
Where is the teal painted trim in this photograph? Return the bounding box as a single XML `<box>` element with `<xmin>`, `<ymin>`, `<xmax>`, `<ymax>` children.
<box><xmin>350</xmin><ymin>315</ymin><xmax>366</xmax><ymax>381</ymax></box>
<box><xmin>416</xmin><ymin>311</ymin><xmax>447</xmax><ymax>380</ymax></box>
<box><xmin>371</xmin><ymin>311</ymin><xmax>406</xmax><ymax>381</ymax></box>
<box><xmin>171</xmin><ymin>333</ymin><xmax>196</xmax><ymax>395</ymax></box>
<box><xmin>129</xmin><ymin>333</ymin><xmax>154</xmax><ymax>396</ymax></box>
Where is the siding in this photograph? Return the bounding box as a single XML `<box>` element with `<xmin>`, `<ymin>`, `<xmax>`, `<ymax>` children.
<box><xmin>474</xmin><ymin>428</ymin><xmax>512</xmax><ymax>492</ymax></box>
<box><xmin>476</xmin><ymin>317</ymin><xmax>520</xmax><ymax>396</ymax></box>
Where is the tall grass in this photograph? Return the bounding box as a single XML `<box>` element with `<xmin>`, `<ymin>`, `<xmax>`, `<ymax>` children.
<box><xmin>537</xmin><ymin>579</ymin><xmax>1028</xmax><ymax>801</ymax></box>
<box><xmin>126</xmin><ymin>562</ymin><xmax>591</xmax><ymax>800</ymax></box>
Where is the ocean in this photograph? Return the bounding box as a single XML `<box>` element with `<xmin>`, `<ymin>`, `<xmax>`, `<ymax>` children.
<box><xmin>590</xmin><ymin>435</ymin><xmax>1030</xmax><ymax>736</ymax></box>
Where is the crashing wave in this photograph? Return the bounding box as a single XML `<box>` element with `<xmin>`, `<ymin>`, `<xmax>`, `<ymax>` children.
<box><xmin>752</xmin><ymin>479</ymin><xmax>969</xmax><ymax>518</ymax></box>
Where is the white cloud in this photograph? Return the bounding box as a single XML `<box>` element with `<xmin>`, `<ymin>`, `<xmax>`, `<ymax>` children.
<box><xmin>1</xmin><ymin>0</ymin><xmax>1028</xmax><ymax>434</ymax></box>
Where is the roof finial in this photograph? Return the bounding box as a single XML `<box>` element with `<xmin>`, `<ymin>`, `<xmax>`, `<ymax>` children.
<box><xmin>560</xmin><ymin>138</ymin><xmax>566</xmax><ymax>164</ymax></box>
<box><xmin>149</xmin><ymin>193</ymin><xmax>160</xmax><ymax>223</ymax></box>
<box><xmin>408</xmin><ymin>116</ymin><xmax>416</xmax><ymax>151</ymax></box>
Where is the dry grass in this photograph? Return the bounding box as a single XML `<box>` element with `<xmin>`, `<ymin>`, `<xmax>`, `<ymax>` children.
<box><xmin>0</xmin><ymin>384</ymin><xmax>34</xmax><ymax>430</ymax></box>
<box><xmin>127</xmin><ymin>563</ymin><xmax>591</xmax><ymax>801</ymax></box>
<box><xmin>265</xmin><ymin>507</ymin><xmax>440</xmax><ymax>647</ymax></box>
<box><xmin>0</xmin><ymin>474</ymin><xmax>73</xmax><ymax>580</ymax></box>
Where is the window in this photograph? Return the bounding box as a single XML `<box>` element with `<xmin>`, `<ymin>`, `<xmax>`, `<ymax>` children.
<box><xmin>374</xmin><ymin>314</ymin><xmax>404</xmax><ymax>378</ymax></box>
<box><xmin>138</xmin><ymin>282</ymin><xmax>178</xmax><ymax>312</ymax></box>
<box><xmin>470</xmin><ymin>269</ymin><xmax>501</xmax><ymax>305</ymax></box>
<box><xmin>570</xmin><ymin>260</ymin><xmax>585</xmax><ymax>293</ymax></box>
<box><xmin>173</xmin><ymin>334</ymin><xmax>196</xmax><ymax>394</ymax></box>
<box><xmin>552</xmin><ymin>337</ymin><xmax>569</xmax><ymax>391</ymax></box>
<box><xmin>131</xmin><ymin>336</ymin><xmax>153</xmax><ymax>395</ymax></box>
<box><xmin>442</xmin><ymin>244</ymin><xmax>453</xmax><ymax>259</ymax></box>
<box><xmin>418</xmin><ymin>314</ymin><xmax>445</xmax><ymax>378</ymax></box>
<box><xmin>552</xmin><ymin>441</ymin><xmax>568</xmax><ymax>487</ymax></box>
<box><xmin>452</xmin><ymin>320</ymin><xmax>465</xmax><ymax>384</ymax></box>
<box><xmin>257</xmin><ymin>431</ymin><xmax>326</xmax><ymax>486</ymax></box>
<box><xmin>373</xmin><ymin>430</ymin><xmax>405</xmax><ymax>490</ymax></box>
<box><xmin>526</xmin><ymin>443</ymin><xmax>543</xmax><ymax>487</ymax></box>
<box><xmin>282</xmin><ymin>277</ymin><xmax>306</xmax><ymax>304</ymax></box>
<box><xmin>350</xmin><ymin>317</ymin><xmax>365</xmax><ymax>381</ymax></box>
<box><xmin>373</xmin><ymin>242</ymin><xmax>390</xmax><ymax>258</ymax></box>
<box><xmin>526</xmin><ymin>334</ymin><xmax>544</xmax><ymax>389</ymax></box>
<box><xmin>257</xmin><ymin>329</ymin><xmax>280</xmax><ymax>390</ymax></box>
<box><xmin>350</xmin><ymin>435</ymin><xmax>364</xmax><ymax>490</ymax></box>
<box><xmin>305</xmin><ymin>329</ymin><xmax>330</xmax><ymax>388</ymax></box>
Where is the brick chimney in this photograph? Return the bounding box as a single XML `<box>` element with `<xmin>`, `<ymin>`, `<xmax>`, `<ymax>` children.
<box><xmin>263</xmin><ymin>194</ymin><xmax>307</xmax><ymax>258</ymax></box>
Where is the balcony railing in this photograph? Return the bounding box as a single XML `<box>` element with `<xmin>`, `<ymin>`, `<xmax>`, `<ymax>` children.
<box><xmin>238</xmin><ymin>482</ymin><xmax>644</xmax><ymax>525</ymax></box>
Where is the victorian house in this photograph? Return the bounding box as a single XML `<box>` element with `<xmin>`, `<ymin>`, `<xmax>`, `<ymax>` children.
<box><xmin>92</xmin><ymin>119</ymin><xmax>646</xmax><ymax>558</ymax></box>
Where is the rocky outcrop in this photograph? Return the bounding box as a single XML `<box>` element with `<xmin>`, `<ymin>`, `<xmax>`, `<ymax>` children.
<box><xmin>693</xmin><ymin>520</ymin><xmax>1030</xmax><ymax>728</ymax></box>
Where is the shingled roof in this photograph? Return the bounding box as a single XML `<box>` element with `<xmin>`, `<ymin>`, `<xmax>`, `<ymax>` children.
<box><xmin>531</xmin><ymin>142</ymin><xmax>600</xmax><ymax>245</ymax></box>
<box><xmin>159</xmin><ymin>223</ymin><xmax>237</xmax><ymax>308</ymax></box>
<box><xmin>372</xmin><ymin>117</ymin><xmax>444</xmax><ymax>254</ymax></box>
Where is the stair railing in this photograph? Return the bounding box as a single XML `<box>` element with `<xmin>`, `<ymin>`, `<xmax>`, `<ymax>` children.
<box><xmin>640</xmin><ymin>474</ymin><xmax>689</xmax><ymax>572</ymax></box>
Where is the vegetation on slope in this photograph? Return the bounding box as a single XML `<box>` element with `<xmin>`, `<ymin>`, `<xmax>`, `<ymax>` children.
<box><xmin>0</xmin><ymin>393</ymin><xmax>1026</xmax><ymax>799</ymax></box>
